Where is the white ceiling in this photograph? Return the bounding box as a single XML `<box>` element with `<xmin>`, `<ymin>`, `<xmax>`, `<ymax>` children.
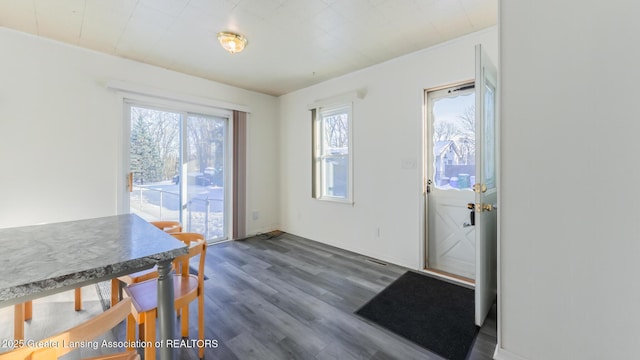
<box><xmin>0</xmin><ymin>0</ymin><xmax>496</xmax><ymax>96</ymax></box>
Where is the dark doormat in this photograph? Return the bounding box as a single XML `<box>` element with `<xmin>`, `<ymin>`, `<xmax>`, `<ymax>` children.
<box><xmin>355</xmin><ymin>271</ymin><xmax>478</xmax><ymax>360</ymax></box>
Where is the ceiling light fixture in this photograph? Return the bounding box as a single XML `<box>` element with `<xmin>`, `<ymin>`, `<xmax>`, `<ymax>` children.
<box><xmin>217</xmin><ymin>31</ymin><xmax>247</xmax><ymax>54</ymax></box>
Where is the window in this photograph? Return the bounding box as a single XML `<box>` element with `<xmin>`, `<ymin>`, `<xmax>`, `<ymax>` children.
<box><xmin>312</xmin><ymin>103</ymin><xmax>353</xmax><ymax>202</ymax></box>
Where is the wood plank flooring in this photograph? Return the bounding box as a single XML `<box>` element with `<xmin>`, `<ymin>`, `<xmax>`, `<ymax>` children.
<box><xmin>0</xmin><ymin>232</ymin><xmax>497</xmax><ymax>359</ymax></box>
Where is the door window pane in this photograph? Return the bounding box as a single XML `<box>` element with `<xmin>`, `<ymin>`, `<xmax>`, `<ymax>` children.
<box><xmin>483</xmin><ymin>84</ymin><xmax>496</xmax><ymax>190</ymax></box>
<box><xmin>432</xmin><ymin>93</ymin><xmax>475</xmax><ymax>190</ymax></box>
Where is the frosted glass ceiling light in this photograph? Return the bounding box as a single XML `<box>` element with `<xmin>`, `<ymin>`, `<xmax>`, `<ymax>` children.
<box><xmin>217</xmin><ymin>32</ymin><xmax>247</xmax><ymax>54</ymax></box>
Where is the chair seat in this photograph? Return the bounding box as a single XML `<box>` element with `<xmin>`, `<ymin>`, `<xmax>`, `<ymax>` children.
<box><xmin>112</xmin><ymin>266</ymin><xmax>160</xmax><ymax>307</ymax></box>
<box><xmin>126</xmin><ymin>275</ymin><xmax>199</xmax><ymax>314</ymax></box>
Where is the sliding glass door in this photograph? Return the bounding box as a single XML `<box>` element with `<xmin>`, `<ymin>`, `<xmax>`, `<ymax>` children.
<box><xmin>184</xmin><ymin>114</ymin><xmax>227</xmax><ymax>240</ymax></box>
<box><xmin>126</xmin><ymin>103</ymin><xmax>230</xmax><ymax>241</ymax></box>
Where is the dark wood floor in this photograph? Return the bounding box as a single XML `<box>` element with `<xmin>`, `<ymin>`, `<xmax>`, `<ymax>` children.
<box><xmin>0</xmin><ymin>232</ymin><xmax>497</xmax><ymax>359</ymax></box>
<box><xmin>182</xmin><ymin>232</ymin><xmax>497</xmax><ymax>360</ymax></box>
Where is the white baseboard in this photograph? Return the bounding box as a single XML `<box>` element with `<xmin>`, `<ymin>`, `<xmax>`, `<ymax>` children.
<box><xmin>493</xmin><ymin>345</ymin><xmax>529</xmax><ymax>360</ymax></box>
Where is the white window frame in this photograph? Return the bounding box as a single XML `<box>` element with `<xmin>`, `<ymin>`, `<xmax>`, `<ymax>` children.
<box><xmin>312</xmin><ymin>103</ymin><xmax>353</xmax><ymax>203</ymax></box>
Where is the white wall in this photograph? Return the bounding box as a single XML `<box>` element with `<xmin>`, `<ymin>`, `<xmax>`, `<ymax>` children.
<box><xmin>498</xmin><ymin>2</ymin><xmax>640</xmax><ymax>359</ymax></box>
<box><xmin>0</xmin><ymin>28</ymin><xmax>280</xmax><ymax>236</ymax></box>
<box><xmin>279</xmin><ymin>28</ymin><xmax>498</xmax><ymax>269</ymax></box>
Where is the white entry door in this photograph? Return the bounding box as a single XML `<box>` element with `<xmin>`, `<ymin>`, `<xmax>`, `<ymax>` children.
<box><xmin>474</xmin><ymin>44</ymin><xmax>498</xmax><ymax>326</ymax></box>
<box><xmin>426</xmin><ymin>84</ymin><xmax>477</xmax><ymax>280</ymax></box>
<box><xmin>425</xmin><ymin>44</ymin><xmax>498</xmax><ymax>326</ymax></box>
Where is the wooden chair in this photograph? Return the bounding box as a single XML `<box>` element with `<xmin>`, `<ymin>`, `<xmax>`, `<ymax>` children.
<box><xmin>110</xmin><ymin>220</ymin><xmax>183</xmax><ymax>306</ymax></box>
<box><xmin>14</xmin><ymin>288</ymin><xmax>82</xmax><ymax>343</ymax></box>
<box><xmin>2</xmin><ymin>298</ymin><xmax>139</xmax><ymax>360</ymax></box>
<box><xmin>149</xmin><ymin>220</ymin><xmax>182</xmax><ymax>233</ymax></box>
<box><xmin>13</xmin><ymin>301</ymin><xmax>31</xmax><ymax>342</ymax></box>
<box><xmin>125</xmin><ymin>232</ymin><xmax>207</xmax><ymax>359</ymax></box>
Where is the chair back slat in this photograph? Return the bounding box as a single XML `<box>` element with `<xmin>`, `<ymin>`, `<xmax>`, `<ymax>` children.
<box><xmin>169</xmin><ymin>233</ymin><xmax>207</xmax><ymax>279</ymax></box>
<box><xmin>149</xmin><ymin>220</ymin><xmax>182</xmax><ymax>233</ymax></box>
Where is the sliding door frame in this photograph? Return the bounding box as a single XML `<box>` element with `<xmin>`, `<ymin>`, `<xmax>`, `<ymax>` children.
<box><xmin>117</xmin><ymin>93</ymin><xmax>234</xmax><ymax>242</ymax></box>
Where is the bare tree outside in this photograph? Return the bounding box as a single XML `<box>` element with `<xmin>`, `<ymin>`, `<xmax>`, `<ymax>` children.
<box><xmin>130</xmin><ymin>107</ymin><xmax>180</xmax><ymax>182</ymax></box>
<box><xmin>457</xmin><ymin>105</ymin><xmax>475</xmax><ymax>165</ymax></box>
<box><xmin>187</xmin><ymin>115</ymin><xmax>225</xmax><ymax>186</ymax></box>
<box><xmin>323</xmin><ymin>113</ymin><xmax>349</xmax><ymax>150</ymax></box>
<box><xmin>433</xmin><ymin>121</ymin><xmax>460</xmax><ymax>142</ymax></box>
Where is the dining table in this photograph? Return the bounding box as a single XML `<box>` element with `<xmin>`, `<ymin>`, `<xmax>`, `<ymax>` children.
<box><xmin>0</xmin><ymin>214</ymin><xmax>188</xmax><ymax>360</ymax></box>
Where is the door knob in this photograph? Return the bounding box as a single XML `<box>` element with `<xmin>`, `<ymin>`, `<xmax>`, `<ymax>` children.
<box><xmin>481</xmin><ymin>203</ymin><xmax>497</xmax><ymax>212</ymax></box>
<box><xmin>473</xmin><ymin>183</ymin><xmax>487</xmax><ymax>193</ymax></box>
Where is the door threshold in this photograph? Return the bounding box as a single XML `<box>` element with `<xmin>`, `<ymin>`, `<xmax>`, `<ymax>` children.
<box><xmin>421</xmin><ymin>268</ymin><xmax>475</xmax><ymax>288</ymax></box>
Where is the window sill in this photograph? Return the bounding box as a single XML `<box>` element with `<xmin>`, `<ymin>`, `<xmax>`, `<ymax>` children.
<box><xmin>316</xmin><ymin>196</ymin><xmax>354</xmax><ymax>205</ymax></box>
